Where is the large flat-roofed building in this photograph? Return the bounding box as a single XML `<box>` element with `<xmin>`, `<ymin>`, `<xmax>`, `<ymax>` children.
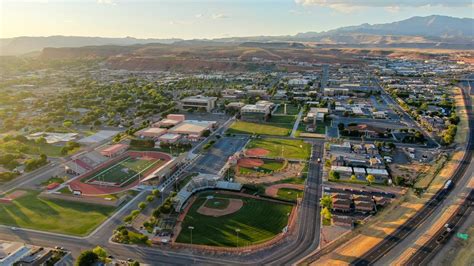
<box><xmin>240</xmin><ymin>101</ymin><xmax>273</xmax><ymax>121</ymax></box>
<box><xmin>180</xmin><ymin>95</ymin><xmax>217</xmax><ymax>112</ymax></box>
<box><xmin>134</xmin><ymin>127</ymin><xmax>167</xmax><ymax>139</ymax></box>
<box><xmin>100</xmin><ymin>143</ymin><xmax>129</xmax><ymax>157</ymax></box>
<box><xmin>0</xmin><ymin>241</ymin><xmax>31</xmax><ymax>265</ymax></box>
<box><xmin>323</xmin><ymin>87</ymin><xmax>349</xmax><ymax>96</ymax></box>
<box><xmin>169</xmin><ymin>120</ymin><xmax>216</xmax><ymax>140</ymax></box>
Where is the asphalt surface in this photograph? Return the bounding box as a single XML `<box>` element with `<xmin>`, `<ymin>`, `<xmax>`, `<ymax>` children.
<box><xmin>406</xmin><ymin>189</ymin><xmax>473</xmax><ymax>265</ymax></box>
<box><xmin>353</xmin><ymin>80</ymin><xmax>473</xmax><ymax>266</ymax></box>
<box><xmin>188</xmin><ymin>136</ymin><xmax>248</xmax><ymax>175</ymax></box>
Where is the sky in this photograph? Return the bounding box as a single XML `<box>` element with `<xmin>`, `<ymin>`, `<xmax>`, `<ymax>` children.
<box><xmin>1</xmin><ymin>0</ymin><xmax>473</xmax><ymax>39</ymax></box>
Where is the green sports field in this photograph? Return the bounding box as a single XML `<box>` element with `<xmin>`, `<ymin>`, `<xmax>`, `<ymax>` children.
<box><xmin>239</xmin><ymin>160</ymin><xmax>285</xmax><ymax>174</ymax></box>
<box><xmin>246</xmin><ymin>138</ymin><xmax>311</xmax><ymax>160</ymax></box>
<box><xmin>276</xmin><ymin>188</ymin><xmax>303</xmax><ymax>201</ymax></box>
<box><xmin>176</xmin><ymin>192</ymin><xmax>293</xmax><ymax>247</ymax></box>
<box><xmin>227</xmin><ymin>121</ymin><xmax>292</xmax><ymax>136</ymax></box>
<box><xmin>0</xmin><ymin>190</ymin><xmax>116</xmax><ymax>236</ymax></box>
<box><xmin>85</xmin><ymin>157</ymin><xmax>161</xmax><ymax>185</ymax></box>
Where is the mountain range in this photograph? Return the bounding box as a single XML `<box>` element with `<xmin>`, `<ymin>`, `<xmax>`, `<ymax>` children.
<box><xmin>1</xmin><ymin>15</ymin><xmax>472</xmax><ymax>56</ymax></box>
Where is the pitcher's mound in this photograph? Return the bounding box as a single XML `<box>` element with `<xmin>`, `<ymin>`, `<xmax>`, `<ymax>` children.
<box><xmin>197</xmin><ymin>198</ymin><xmax>243</xmax><ymax>217</ymax></box>
<box><xmin>237</xmin><ymin>158</ymin><xmax>264</xmax><ymax>168</ymax></box>
<box><xmin>245</xmin><ymin>148</ymin><xmax>270</xmax><ymax>157</ymax></box>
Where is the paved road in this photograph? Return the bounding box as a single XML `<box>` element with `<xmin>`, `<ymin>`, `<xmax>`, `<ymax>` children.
<box><xmin>259</xmin><ymin>141</ymin><xmax>324</xmax><ymax>264</ymax></box>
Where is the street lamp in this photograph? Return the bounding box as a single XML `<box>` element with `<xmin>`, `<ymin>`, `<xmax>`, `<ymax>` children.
<box><xmin>235</xmin><ymin>228</ymin><xmax>240</xmax><ymax>247</ymax></box>
<box><xmin>188</xmin><ymin>226</ymin><xmax>194</xmax><ymax>245</ymax></box>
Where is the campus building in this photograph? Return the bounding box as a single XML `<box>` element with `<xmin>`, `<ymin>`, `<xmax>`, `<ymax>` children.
<box><xmin>100</xmin><ymin>143</ymin><xmax>129</xmax><ymax>158</ymax></box>
<box><xmin>180</xmin><ymin>95</ymin><xmax>217</xmax><ymax>112</ymax></box>
<box><xmin>240</xmin><ymin>101</ymin><xmax>273</xmax><ymax>122</ymax></box>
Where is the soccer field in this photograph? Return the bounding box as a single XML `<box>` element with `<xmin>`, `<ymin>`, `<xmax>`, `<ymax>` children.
<box><xmin>85</xmin><ymin>157</ymin><xmax>160</xmax><ymax>185</ymax></box>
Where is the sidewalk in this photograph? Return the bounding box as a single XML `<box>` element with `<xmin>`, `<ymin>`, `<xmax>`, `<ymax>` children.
<box><xmin>290</xmin><ymin>109</ymin><xmax>303</xmax><ymax>138</ymax></box>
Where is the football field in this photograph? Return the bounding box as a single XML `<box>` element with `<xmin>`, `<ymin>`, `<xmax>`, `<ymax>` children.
<box><xmin>85</xmin><ymin>157</ymin><xmax>161</xmax><ymax>186</ymax></box>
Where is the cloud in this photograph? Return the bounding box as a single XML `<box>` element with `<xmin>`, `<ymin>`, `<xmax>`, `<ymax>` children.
<box><xmin>168</xmin><ymin>20</ymin><xmax>191</xmax><ymax>25</ymax></box>
<box><xmin>195</xmin><ymin>14</ymin><xmax>203</xmax><ymax>18</ymax></box>
<box><xmin>211</xmin><ymin>13</ymin><xmax>229</xmax><ymax>19</ymax></box>
<box><xmin>295</xmin><ymin>0</ymin><xmax>472</xmax><ymax>9</ymax></box>
<box><xmin>385</xmin><ymin>6</ymin><xmax>400</xmax><ymax>13</ymax></box>
<box><xmin>97</xmin><ymin>0</ymin><xmax>116</xmax><ymax>5</ymax></box>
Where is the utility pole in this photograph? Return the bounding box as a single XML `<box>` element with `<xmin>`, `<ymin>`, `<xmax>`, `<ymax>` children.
<box><xmin>188</xmin><ymin>226</ymin><xmax>194</xmax><ymax>245</ymax></box>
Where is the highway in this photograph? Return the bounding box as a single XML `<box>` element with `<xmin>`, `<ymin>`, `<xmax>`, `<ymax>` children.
<box><xmin>405</xmin><ymin>189</ymin><xmax>473</xmax><ymax>265</ymax></box>
<box><xmin>352</xmin><ymin>80</ymin><xmax>473</xmax><ymax>265</ymax></box>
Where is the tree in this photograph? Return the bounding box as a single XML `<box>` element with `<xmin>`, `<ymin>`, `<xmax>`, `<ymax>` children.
<box><xmin>35</xmin><ymin>137</ymin><xmax>46</xmax><ymax>145</ymax></box>
<box><xmin>146</xmin><ymin>195</ymin><xmax>155</xmax><ymax>202</ymax></box>
<box><xmin>123</xmin><ymin>215</ymin><xmax>133</xmax><ymax>223</ymax></box>
<box><xmin>92</xmin><ymin>246</ymin><xmax>107</xmax><ymax>260</ymax></box>
<box><xmin>337</xmin><ymin>123</ymin><xmax>345</xmax><ymax>131</ymax></box>
<box><xmin>63</xmin><ymin>120</ymin><xmax>73</xmax><ymax>128</ymax></box>
<box><xmin>320</xmin><ymin>195</ymin><xmax>333</xmax><ymax>209</ymax></box>
<box><xmin>130</xmin><ymin>261</ymin><xmax>140</xmax><ymax>266</ymax></box>
<box><xmin>366</xmin><ymin>174</ymin><xmax>375</xmax><ymax>184</ymax></box>
<box><xmin>152</xmin><ymin>189</ymin><xmax>160</xmax><ymax>197</ymax></box>
<box><xmin>152</xmin><ymin>209</ymin><xmax>161</xmax><ymax>218</ymax></box>
<box><xmin>321</xmin><ymin>207</ymin><xmax>332</xmax><ymax>221</ymax></box>
<box><xmin>329</xmin><ymin>170</ymin><xmax>340</xmax><ymax>180</ymax></box>
<box><xmin>351</xmin><ymin>174</ymin><xmax>357</xmax><ymax>181</ymax></box>
<box><xmin>202</xmin><ymin>129</ymin><xmax>211</xmax><ymax>137</ymax></box>
<box><xmin>138</xmin><ymin>202</ymin><xmax>147</xmax><ymax>210</ymax></box>
<box><xmin>76</xmin><ymin>250</ymin><xmax>99</xmax><ymax>266</ymax></box>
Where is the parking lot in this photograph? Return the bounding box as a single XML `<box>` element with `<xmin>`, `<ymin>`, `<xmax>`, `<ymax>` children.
<box><xmin>188</xmin><ymin>136</ymin><xmax>249</xmax><ymax>175</ymax></box>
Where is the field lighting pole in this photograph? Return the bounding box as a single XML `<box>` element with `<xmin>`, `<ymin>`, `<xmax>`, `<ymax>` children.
<box><xmin>236</xmin><ymin>228</ymin><xmax>240</xmax><ymax>247</ymax></box>
<box><xmin>188</xmin><ymin>226</ymin><xmax>194</xmax><ymax>245</ymax></box>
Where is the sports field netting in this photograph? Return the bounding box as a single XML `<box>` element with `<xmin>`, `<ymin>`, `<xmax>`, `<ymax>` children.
<box><xmin>84</xmin><ymin>157</ymin><xmax>161</xmax><ymax>186</ymax></box>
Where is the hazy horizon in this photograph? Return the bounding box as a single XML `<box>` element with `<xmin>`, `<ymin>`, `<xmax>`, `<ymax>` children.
<box><xmin>1</xmin><ymin>0</ymin><xmax>473</xmax><ymax>39</ymax></box>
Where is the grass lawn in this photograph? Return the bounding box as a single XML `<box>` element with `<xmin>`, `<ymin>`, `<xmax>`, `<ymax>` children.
<box><xmin>0</xmin><ymin>190</ymin><xmax>116</xmax><ymax>235</ymax></box>
<box><xmin>246</xmin><ymin>138</ymin><xmax>311</xmax><ymax>160</ymax></box>
<box><xmin>296</xmin><ymin>121</ymin><xmax>330</xmax><ymax>137</ymax></box>
<box><xmin>274</xmin><ymin>104</ymin><xmax>300</xmax><ymax>115</ymax></box>
<box><xmin>227</xmin><ymin>121</ymin><xmax>291</xmax><ymax>136</ymax></box>
<box><xmin>204</xmin><ymin>198</ymin><xmax>230</xmax><ymax>209</ymax></box>
<box><xmin>176</xmin><ymin>192</ymin><xmax>293</xmax><ymax>247</ymax></box>
<box><xmin>268</xmin><ymin>115</ymin><xmax>296</xmax><ymax>124</ymax></box>
<box><xmin>41</xmin><ymin>176</ymin><xmax>66</xmax><ymax>186</ymax></box>
<box><xmin>276</xmin><ymin>188</ymin><xmax>303</xmax><ymax>201</ymax></box>
<box><xmin>23</xmin><ymin>141</ymin><xmax>64</xmax><ymax>157</ymax></box>
<box><xmin>239</xmin><ymin>160</ymin><xmax>284</xmax><ymax>174</ymax></box>
<box><xmin>275</xmin><ymin>176</ymin><xmax>306</xmax><ymax>185</ymax></box>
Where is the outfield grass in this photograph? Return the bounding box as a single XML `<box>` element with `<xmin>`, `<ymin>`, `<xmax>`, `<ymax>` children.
<box><xmin>0</xmin><ymin>190</ymin><xmax>116</xmax><ymax>235</ymax></box>
<box><xmin>246</xmin><ymin>138</ymin><xmax>311</xmax><ymax>160</ymax></box>
<box><xmin>177</xmin><ymin>192</ymin><xmax>293</xmax><ymax>247</ymax></box>
<box><xmin>276</xmin><ymin>188</ymin><xmax>303</xmax><ymax>201</ymax></box>
<box><xmin>239</xmin><ymin>160</ymin><xmax>284</xmax><ymax>174</ymax></box>
<box><xmin>227</xmin><ymin>121</ymin><xmax>291</xmax><ymax>136</ymax></box>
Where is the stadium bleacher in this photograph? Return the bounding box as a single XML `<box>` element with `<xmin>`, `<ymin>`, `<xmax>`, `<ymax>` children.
<box><xmin>175</xmin><ymin>174</ymin><xmax>242</xmax><ymax>211</ymax></box>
